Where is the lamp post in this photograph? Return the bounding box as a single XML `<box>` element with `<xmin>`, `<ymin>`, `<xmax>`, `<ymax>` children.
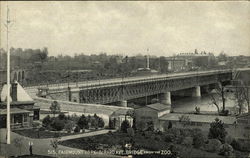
<box><xmin>5</xmin><ymin>5</ymin><xmax>11</xmax><ymax>145</ymax></box>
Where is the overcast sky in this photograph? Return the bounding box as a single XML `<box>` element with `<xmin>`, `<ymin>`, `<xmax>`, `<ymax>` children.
<box><xmin>0</xmin><ymin>1</ymin><xmax>249</xmax><ymax>57</ymax></box>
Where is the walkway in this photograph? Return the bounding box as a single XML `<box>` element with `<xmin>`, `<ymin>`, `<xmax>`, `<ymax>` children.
<box><xmin>59</xmin><ymin>129</ymin><xmax>116</xmax><ymax>141</ymax></box>
<box><xmin>0</xmin><ymin>129</ymin><xmax>119</xmax><ymax>158</ymax></box>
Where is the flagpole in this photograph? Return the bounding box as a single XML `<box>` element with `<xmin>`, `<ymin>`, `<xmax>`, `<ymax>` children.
<box><xmin>6</xmin><ymin>4</ymin><xmax>11</xmax><ymax>145</ymax></box>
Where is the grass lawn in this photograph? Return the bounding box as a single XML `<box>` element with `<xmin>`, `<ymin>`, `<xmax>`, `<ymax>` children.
<box><xmin>13</xmin><ymin>128</ymin><xmax>96</xmax><ymax>139</ymax></box>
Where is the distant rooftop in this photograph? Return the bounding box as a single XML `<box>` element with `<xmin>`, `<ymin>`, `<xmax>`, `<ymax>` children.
<box><xmin>146</xmin><ymin>103</ymin><xmax>170</xmax><ymax>112</ymax></box>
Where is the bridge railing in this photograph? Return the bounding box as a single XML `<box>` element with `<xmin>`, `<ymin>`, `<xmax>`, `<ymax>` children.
<box><xmin>25</xmin><ymin>69</ymin><xmax>234</xmax><ymax>92</ymax></box>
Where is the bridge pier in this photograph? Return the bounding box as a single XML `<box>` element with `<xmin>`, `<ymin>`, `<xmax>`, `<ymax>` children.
<box><xmin>193</xmin><ymin>86</ymin><xmax>201</xmax><ymax>97</ymax></box>
<box><xmin>160</xmin><ymin>92</ymin><xmax>171</xmax><ymax>105</ymax></box>
<box><xmin>119</xmin><ymin>100</ymin><xmax>127</xmax><ymax>107</ymax></box>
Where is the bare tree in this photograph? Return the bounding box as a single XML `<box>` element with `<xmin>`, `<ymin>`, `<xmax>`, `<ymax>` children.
<box><xmin>210</xmin><ymin>82</ymin><xmax>227</xmax><ymax>115</ymax></box>
<box><xmin>233</xmin><ymin>82</ymin><xmax>249</xmax><ymax>114</ymax></box>
<box><xmin>50</xmin><ymin>101</ymin><xmax>61</xmax><ymax>117</ymax></box>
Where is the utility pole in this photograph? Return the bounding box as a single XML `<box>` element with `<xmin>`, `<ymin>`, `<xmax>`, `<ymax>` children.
<box><xmin>4</xmin><ymin>5</ymin><xmax>12</xmax><ymax>145</ymax></box>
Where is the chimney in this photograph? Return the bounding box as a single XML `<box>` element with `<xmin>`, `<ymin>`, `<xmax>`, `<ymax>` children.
<box><xmin>11</xmin><ymin>82</ymin><xmax>18</xmax><ymax>101</ymax></box>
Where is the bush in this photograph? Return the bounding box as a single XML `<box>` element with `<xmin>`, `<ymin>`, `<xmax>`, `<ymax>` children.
<box><xmin>42</xmin><ymin>115</ymin><xmax>52</xmax><ymax>128</ymax></box>
<box><xmin>225</xmin><ymin>135</ymin><xmax>233</xmax><ymax>145</ymax></box>
<box><xmin>164</xmin><ymin>134</ymin><xmax>175</xmax><ymax>142</ymax></box>
<box><xmin>58</xmin><ymin>113</ymin><xmax>67</xmax><ymax>120</ymax></box>
<box><xmin>231</xmin><ymin>139</ymin><xmax>250</xmax><ymax>152</ymax></box>
<box><xmin>51</xmin><ymin>118</ymin><xmax>65</xmax><ymax>131</ymax></box>
<box><xmin>121</xmin><ymin>120</ymin><xmax>131</xmax><ymax>133</ymax></box>
<box><xmin>193</xmin><ymin>132</ymin><xmax>205</xmax><ymax>149</ymax></box>
<box><xmin>65</xmin><ymin>121</ymin><xmax>75</xmax><ymax>132</ymax></box>
<box><xmin>208</xmin><ymin>118</ymin><xmax>227</xmax><ymax>143</ymax></box>
<box><xmin>182</xmin><ymin>137</ymin><xmax>193</xmax><ymax>146</ymax></box>
<box><xmin>219</xmin><ymin>143</ymin><xmax>234</xmax><ymax>156</ymax></box>
<box><xmin>109</xmin><ymin>119</ymin><xmax>116</xmax><ymax>129</ymax></box>
<box><xmin>74</xmin><ymin>125</ymin><xmax>80</xmax><ymax>133</ymax></box>
<box><xmin>127</xmin><ymin>127</ymin><xmax>135</xmax><ymax>137</ymax></box>
<box><xmin>77</xmin><ymin>115</ymin><xmax>89</xmax><ymax>129</ymax></box>
<box><xmin>39</xmin><ymin>126</ymin><xmax>46</xmax><ymax>131</ymax></box>
<box><xmin>97</xmin><ymin>117</ymin><xmax>105</xmax><ymax>128</ymax></box>
<box><xmin>204</xmin><ymin>139</ymin><xmax>222</xmax><ymax>152</ymax></box>
<box><xmin>32</xmin><ymin>122</ymin><xmax>41</xmax><ymax>128</ymax></box>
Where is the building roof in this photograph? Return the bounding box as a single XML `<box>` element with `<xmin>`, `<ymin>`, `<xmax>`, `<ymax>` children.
<box><xmin>0</xmin><ymin>81</ymin><xmax>33</xmax><ymax>102</ymax></box>
<box><xmin>159</xmin><ymin>113</ymin><xmax>236</xmax><ymax>125</ymax></box>
<box><xmin>0</xmin><ymin>108</ymin><xmax>30</xmax><ymax>115</ymax></box>
<box><xmin>146</xmin><ymin>103</ymin><xmax>170</xmax><ymax>112</ymax></box>
<box><xmin>110</xmin><ymin>109</ymin><xmax>131</xmax><ymax>117</ymax></box>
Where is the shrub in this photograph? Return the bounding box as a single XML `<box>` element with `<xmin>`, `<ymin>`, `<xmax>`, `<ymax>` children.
<box><xmin>146</xmin><ymin>121</ymin><xmax>154</xmax><ymax>131</ymax></box>
<box><xmin>58</xmin><ymin>113</ymin><xmax>66</xmax><ymax>120</ymax></box>
<box><xmin>193</xmin><ymin>132</ymin><xmax>205</xmax><ymax>149</ymax></box>
<box><xmin>109</xmin><ymin>119</ymin><xmax>116</xmax><ymax>129</ymax></box>
<box><xmin>97</xmin><ymin>117</ymin><xmax>105</xmax><ymax>128</ymax></box>
<box><xmin>51</xmin><ymin>118</ymin><xmax>65</xmax><ymax>131</ymax></box>
<box><xmin>182</xmin><ymin>137</ymin><xmax>193</xmax><ymax>146</ymax></box>
<box><xmin>127</xmin><ymin>127</ymin><xmax>135</xmax><ymax>137</ymax></box>
<box><xmin>77</xmin><ymin>115</ymin><xmax>89</xmax><ymax>129</ymax></box>
<box><xmin>164</xmin><ymin>134</ymin><xmax>175</xmax><ymax>142</ymax></box>
<box><xmin>225</xmin><ymin>135</ymin><xmax>233</xmax><ymax>145</ymax></box>
<box><xmin>231</xmin><ymin>139</ymin><xmax>250</xmax><ymax>152</ymax></box>
<box><xmin>204</xmin><ymin>139</ymin><xmax>222</xmax><ymax>152</ymax></box>
<box><xmin>136</xmin><ymin>121</ymin><xmax>147</xmax><ymax>131</ymax></box>
<box><xmin>65</xmin><ymin>121</ymin><xmax>75</xmax><ymax>132</ymax></box>
<box><xmin>32</xmin><ymin>122</ymin><xmax>41</xmax><ymax>128</ymax></box>
<box><xmin>208</xmin><ymin>118</ymin><xmax>227</xmax><ymax>143</ymax></box>
<box><xmin>74</xmin><ymin>125</ymin><xmax>80</xmax><ymax>133</ymax></box>
<box><xmin>42</xmin><ymin>115</ymin><xmax>52</xmax><ymax>128</ymax></box>
<box><xmin>39</xmin><ymin>126</ymin><xmax>46</xmax><ymax>131</ymax></box>
<box><xmin>219</xmin><ymin>143</ymin><xmax>234</xmax><ymax>156</ymax></box>
<box><xmin>121</xmin><ymin>120</ymin><xmax>131</xmax><ymax>133</ymax></box>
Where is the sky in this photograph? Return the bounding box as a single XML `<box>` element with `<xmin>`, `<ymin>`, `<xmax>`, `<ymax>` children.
<box><xmin>0</xmin><ymin>1</ymin><xmax>249</xmax><ymax>57</ymax></box>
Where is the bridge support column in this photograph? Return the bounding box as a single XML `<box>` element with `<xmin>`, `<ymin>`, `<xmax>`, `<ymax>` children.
<box><xmin>160</xmin><ymin>92</ymin><xmax>171</xmax><ymax>105</ymax></box>
<box><xmin>193</xmin><ymin>86</ymin><xmax>201</xmax><ymax>97</ymax></box>
<box><xmin>119</xmin><ymin>100</ymin><xmax>127</xmax><ymax>107</ymax></box>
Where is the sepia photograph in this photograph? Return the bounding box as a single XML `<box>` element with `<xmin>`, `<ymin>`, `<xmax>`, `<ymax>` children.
<box><xmin>0</xmin><ymin>1</ymin><xmax>250</xmax><ymax>158</ymax></box>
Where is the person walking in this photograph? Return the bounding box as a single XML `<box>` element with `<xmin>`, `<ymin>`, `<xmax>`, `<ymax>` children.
<box><xmin>29</xmin><ymin>141</ymin><xmax>33</xmax><ymax>155</ymax></box>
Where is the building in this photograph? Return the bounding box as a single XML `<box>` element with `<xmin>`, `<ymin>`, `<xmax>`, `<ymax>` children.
<box><xmin>0</xmin><ymin>81</ymin><xmax>39</xmax><ymax>129</ymax></box>
<box><xmin>109</xmin><ymin>109</ymin><xmax>133</xmax><ymax>129</ymax></box>
<box><xmin>135</xmin><ymin>103</ymin><xmax>171</xmax><ymax>130</ymax></box>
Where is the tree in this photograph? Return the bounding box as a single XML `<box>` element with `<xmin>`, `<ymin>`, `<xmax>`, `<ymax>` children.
<box><xmin>42</xmin><ymin>115</ymin><xmax>52</xmax><ymax>128</ymax></box>
<box><xmin>208</xmin><ymin>118</ymin><xmax>227</xmax><ymax>143</ymax></box>
<box><xmin>109</xmin><ymin>118</ymin><xmax>116</xmax><ymax>129</ymax></box>
<box><xmin>121</xmin><ymin>120</ymin><xmax>131</xmax><ymax>133</ymax></box>
<box><xmin>218</xmin><ymin>52</ymin><xmax>228</xmax><ymax>62</ymax></box>
<box><xmin>210</xmin><ymin>82</ymin><xmax>228</xmax><ymax>115</ymax></box>
<box><xmin>51</xmin><ymin>118</ymin><xmax>65</xmax><ymax>131</ymax></box>
<box><xmin>50</xmin><ymin>101</ymin><xmax>61</xmax><ymax>117</ymax></box>
<box><xmin>77</xmin><ymin>115</ymin><xmax>89</xmax><ymax>129</ymax></box>
<box><xmin>233</xmin><ymin>82</ymin><xmax>249</xmax><ymax>114</ymax></box>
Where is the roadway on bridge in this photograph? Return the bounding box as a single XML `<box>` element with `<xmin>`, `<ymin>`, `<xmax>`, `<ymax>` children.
<box><xmin>25</xmin><ymin>69</ymin><xmax>235</xmax><ymax>96</ymax></box>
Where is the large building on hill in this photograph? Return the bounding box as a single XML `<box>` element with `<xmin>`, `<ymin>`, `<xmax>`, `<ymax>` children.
<box><xmin>0</xmin><ymin>81</ymin><xmax>39</xmax><ymax>128</ymax></box>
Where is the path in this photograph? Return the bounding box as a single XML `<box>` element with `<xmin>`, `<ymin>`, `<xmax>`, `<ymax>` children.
<box><xmin>59</xmin><ymin>129</ymin><xmax>116</xmax><ymax>141</ymax></box>
<box><xmin>0</xmin><ymin>129</ymin><xmax>119</xmax><ymax>158</ymax></box>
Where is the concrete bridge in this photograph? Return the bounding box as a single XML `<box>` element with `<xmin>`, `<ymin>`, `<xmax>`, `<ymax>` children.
<box><xmin>37</xmin><ymin>69</ymin><xmax>233</xmax><ymax>107</ymax></box>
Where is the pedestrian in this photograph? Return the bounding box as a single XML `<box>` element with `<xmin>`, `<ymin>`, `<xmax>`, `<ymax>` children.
<box><xmin>29</xmin><ymin>141</ymin><xmax>33</xmax><ymax>155</ymax></box>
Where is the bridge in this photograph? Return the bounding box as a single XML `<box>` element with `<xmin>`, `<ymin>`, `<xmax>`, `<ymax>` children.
<box><xmin>36</xmin><ymin>69</ymin><xmax>234</xmax><ymax>107</ymax></box>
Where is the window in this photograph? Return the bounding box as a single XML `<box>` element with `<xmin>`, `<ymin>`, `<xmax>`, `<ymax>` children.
<box><xmin>23</xmin><ymin>114</ymin><xmax>27</xmax><ymax>122</ymax></box>
<box><xmin>14</xmin><ymin>114</ymin><xmax>22</xmax><ymax>124</ymax></box>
